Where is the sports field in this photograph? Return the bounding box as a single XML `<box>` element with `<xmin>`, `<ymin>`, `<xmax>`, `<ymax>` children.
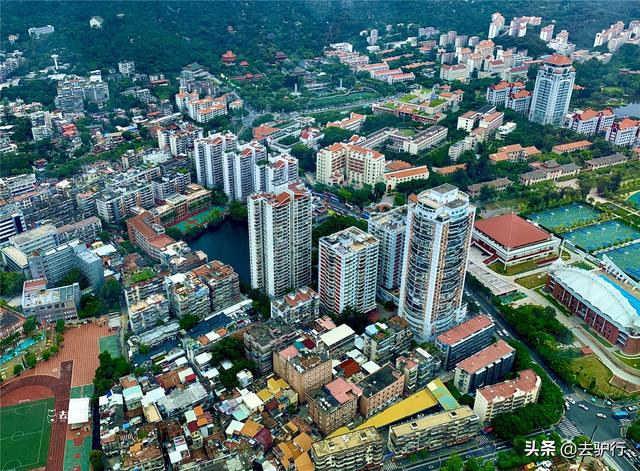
<box><xmin>627</xmin><ymin>192</ymin><xmax>640</xmax><ymax>210</ymax></box>
<box><xmin>562</xmin><ymin>220</ymin><xmax>640</xmax><ymax>252</ymax></box>
<box><xmin>528</xmin><ymin>203</ymin><xmax>601</xmax><ymax>232</ymax></box>
<box><xmin>600</xmin><ymin>242</ymin><xmax>640</xmax><ymax>281</ymax></box>
<box><xmin>0</xmin><ymin>397</ymin><xmax>54</xmax><ymax>470</ymax></box>
<box><xmin>172</xmin><ymin>207</ymin><xmax>223</xmax><ymax>232</ymax></box>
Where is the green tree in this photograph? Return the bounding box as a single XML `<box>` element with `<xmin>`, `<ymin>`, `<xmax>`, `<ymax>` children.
<box><xmin>0</xmin><ymin>272</ymin><xmax>26</xmax><ymax>295</ymax></box>
<box><xmin>628</xmin><ymin>420</ymin><xmax>640</xmax><ymax>442</ymax></box>
<box><xmin>89</xmin><ymin>450</ymin><xmax>105</xmax><ymax>471</ymax></box>
<box><xmin>23</xmin><ymin>316</ymin><xmax>38</xmax><ymax>335</ymax></box>
<box><xmin>99</xmin><ymin>278</ymin><xmax>122</xmax><ymax>310</ymax></box>
<box><xmin>179</xmin><ymin>314</ymin><xmax>200</xmax><ymax>331</ymax></box>
<box><xmin>25</xmin><ymin>352</ymin><xmax>37</xmax><ymax>368</ymax></box>
<box><xmin>442</xmin><ymin>453</ymin><xmax>464</xmax><ymax>471</ymax></box>
<box><xmin>55</xmin><ymin>319</ymin><xmax>65</xmax><ymax>334</ymax></box>
<box><xmin>138</xmin><ymin>344</ymin><xmax>150</xmax><ymax>355</ymax></box>
<box><xmin>13</xmin><ymin>364</ymin><xmax>23</xmax><ymax>375</ymax></box>
<box><xmin>42</xmin><ymin>349</ymin><xmax>51</xmax><ymax>361</ymax></box>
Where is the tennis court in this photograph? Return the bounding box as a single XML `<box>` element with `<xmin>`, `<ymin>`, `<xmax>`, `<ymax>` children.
<box><xmin>528</xmin><ymin>203</ymin><xmax>601</xmax><ymax>232</ymax></box>
<box><xmin>563</xmin><ymin>220</ymin><xmax>640</xmax><ymax>252</ymax></box>
<box><xmin>600</xmin><ymin>242</ymin><xmax>640</xmax><ymax>281</ymax></box>
<box><xmin>0</xmin><ymin>397</ymin><xmax>53</xmax><ymax>470</ymax></box>
<box><xmin>627</xmin><ymin>192</ymin><xmax>640</xmax><ymax>210</ymax></box>
<box><xmin>172</xmin><ymin>207</ymin><xmax>223</xmax><ymax>232</ymax></box>
<box><xmin>99</xmin><ymin>334</ymin><xmax>121</xmax><ymax>358</ymax></box>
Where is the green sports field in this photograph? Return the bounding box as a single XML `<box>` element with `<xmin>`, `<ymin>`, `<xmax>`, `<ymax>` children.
<box><xmin>0</xmin><ymin>398</ymin><xmax>53</xmax><ymax>470</ymax></box>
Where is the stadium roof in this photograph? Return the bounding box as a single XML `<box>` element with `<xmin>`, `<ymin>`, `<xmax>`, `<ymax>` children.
<box><xmin>475</xmin><ymin>213</ymin><xmax>551</xmax><ymax>249</ymax></box>
<box><xmin>551</xmin><ymin>267</ymin><xmax>640</xmax><ymax>330</ymax></box>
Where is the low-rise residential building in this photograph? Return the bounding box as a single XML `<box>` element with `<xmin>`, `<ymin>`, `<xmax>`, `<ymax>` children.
<box><xmin>564</xmin><ymin>108</ymin><xmax>615</xmax><ymax>136</ymax></box>
<box><xmin>605</xmin><ymin>118</ymin><xmax>639</xmax><ymax>146</ymax></box>
<box><xmin>400</xmin><ymin>125</ymin><xmax>448</xmax><ymax>155</ymax></box>
<box><xmin>473</xmin><ymin>369</ymin><xmax>541</xmax><ymax>423</ymax></box>
<box><xmin>489</xmin><ymin>143</ymin><xmax>540</xmax><ymax>163</ymax></box>
<box><xmin>436</xmin><ymin>314</ymin><xmax>496</xmax><ymax>370</ymax></box>
<box><xmin>316</xmin><ymin>143</ymin><xmax>385</xmax><ymax>186</ymax></box>
<box><xmin>311</xmin><ymin>427</ymin><xmax>383</xmax><ymax>471</ymax></box>
<box><xmin>584</xmin><ymin>152</ymin><xmax>629</xmax><ymax>171</ymax></box>
<box><xmin>191</xmin><ymin>260</ymin><xmax>241</xmax><ymax>312</ymax></box>
<box><xmin>363</xmin><ymin>316</ymin><xmax>413</xmax><ymax>364</ymax></box>
<box><xmin>478</xmin><ymin>111</ymin><xmax>504</xmax><ymax>136</ymax></box>
<box><xmin>485</xmin><ymin>81</ymin><xmax>525</xmax><ymax>106</ymax></box>
<box><xmin>57</xmin><ymin>216</ymin><xmax>102</xmax><ymax>244</ymax></box>
<box><xmin>273</xmin><ymin>345</ymin><xmax>333</xmax><ymax>401</ymax></box>
<box><xmin>388</xmin><ymin>406</ymin><xmax>480</xmax><ymax>456</ymax></box>
<box><xmin>473</xmin><ymin>213</ymin><xmax>560</xmax><ymax>265</ymax></box>
<box><xmin>453</xmin><ymin>340</ymin><xmax>515</xmax><ymax>394</ymax></box>
<box><xmin>307</xmin><ymin>378</ymin><xmax>362</xmax><ymax>434</ymax></box>
<box><xmin>164</xmin><ymin>272</ymin><xmax>211</xmax><ymax>319</ymax></box>
<box><xmin>244</xmin><ymin>321</ymin><xmax>297</xmax><ymax>374</ymax></box>
<box><xmin>383</xmin><ymin>165</ymin><xmax>429</xmax><ymax>190</ymax></box>
<box><xmin>358</xmin><ymin>365</ymin><xmax>405</xmax><ymax>417</ymax></box>
<box><xmin>22</xmin><ymin>278</ymin><xmax>80</xmax><ymax>323</ymax></box>
<box><xmin>519</xmin><ymin>160</ymin><xmax>581</xmax><ymax>186</ymax></box>
<box><xmin>318</xmin><ymin>324</ymin><xmax>356</xmax><ymax>358</ymax></box>
<box><xmin>440</xmin><ymin>63</ymin><xmax>469</xmax><ymax>82</ymax></box>
<box><xmin>395</xmin><ymin>347</ymin><xmax>442</xmax><ymax>394</ymax></box>
<box><xmin>270</xmin><ymin>287</ymin><xmax>320</xmax><ymax>324</ymax></box>
<box><xmin>505</xmin><ymin>89</ymin><xmax>532</xmax><ymax>114</ymax></box>
<box><xmin>128</xmin><ymin>293</ymin><xmax>170</xmax><ymax>334</ymax></box>
<box><xmin>551</xmin><ymin>140</ymin><xmax>593</xmax><ymax>154</ymax></box>
<box><xmin>467</xmin><ymin>177</ymin><xmax>512</xmax><ymax>199</ymax></box>
<box><xmin>126</xmin><ymin>211</ymin><xmax>175</xmax><ymax>260</ymax></box>
<box><xmin>326</xmin><ymin>112</ymin><xmax>366</xmax><ymax>132</ymax></box>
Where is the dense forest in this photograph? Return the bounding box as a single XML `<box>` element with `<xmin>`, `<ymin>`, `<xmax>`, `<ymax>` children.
<box><xmin>3</xmin><ymin>1</ymin><xmax>640</xmax><ymax>75</ymax></box>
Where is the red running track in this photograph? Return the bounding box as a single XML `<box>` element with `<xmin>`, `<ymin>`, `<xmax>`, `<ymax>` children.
<box><xmin>0</xmin><ymin>360</ymin><xmax>73</xmax><ymax>471</ymax></box>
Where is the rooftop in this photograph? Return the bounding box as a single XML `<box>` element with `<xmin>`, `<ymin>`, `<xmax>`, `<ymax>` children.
<box><xmin>456</xmin><ymin>340</ymin><xmax>514</xmax><ymax>374</ymax></box>
<box><xmin>358</xmin><ymin>365</ymin><xmax>401</xmax><ymax>397</ymax></box>
<box><xmin>390</xmin><ymin>406</ymin><xmax>477</xmax><ymax>436</ymax></box>
<box><xmin>436</xmin><ymin>314</ymin><xmax>494</xmax><ymax>346</ymax></box>
<box><xmin>312</xmin><ymin>427</ymin><xmax>381</xmax><ymax>457</ymax></box>
<box><xmin>476</xmin><ymin>369</ymin><xmax>540</xmax><ymax>402</ymax></box>
<box><xmin>474</xmin><ymin>213</ymin><xmax>552</xmax><ymax>249</ymax></box>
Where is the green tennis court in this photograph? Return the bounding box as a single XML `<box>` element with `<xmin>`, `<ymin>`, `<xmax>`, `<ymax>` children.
<box><xmin>99</xmin><ymin>334</ymin><xmax>121</xmax><ymax>358</ymax></box>
<box><xmin>627</xmin><ymin>192</ymin><xmax>640</xmax><ymax>210</ymax></box>
<box><xmin>528</xmin><ymin>203</ymin><xmax>601</xmax><ymax>232</ymax></box>
<box><xmin>600</xmin><ymin>242</ymin><xmax>640</xmax><ymax>280</ymax></box>
<box><xmin>0</xmin><ymin>397</ymin><xmax>54</xmax><ymax>470</ymax></box>
<box><xmin>171</xmin><ymin>207</ymin><xmax>224</xmax><ymax>232</ymax></box>
<box><xmin>563</xmin><ymin>220</ymin><xmax>640</xmax><ymax>252</ymax></box>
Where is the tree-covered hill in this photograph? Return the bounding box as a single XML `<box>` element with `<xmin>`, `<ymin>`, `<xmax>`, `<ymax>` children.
<box><xmin>2</xmin><ymin>1</ymin><xmax>640</xmax><ymax>75</ymax></box>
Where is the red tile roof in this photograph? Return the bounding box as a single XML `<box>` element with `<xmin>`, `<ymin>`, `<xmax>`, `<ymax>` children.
<box><xmin>437</xmin><ymin>314</ymin><xmax>493</xmax><ymax>346</ymax></box>
<box><xmin>474</xmin><ymin>213</ymin><xmax>551</xmax><ymax>249</ymax></box>
<box><xmin>456</xmin><ymin>340</ymin><xmax>514</xmax><ymax>373</ymax></box>
<box><xmin>545</xmin><ymin>54</ymin><xmax>572</xmax><ymax>66</ymax></box>
<box><xmin>476</xmin><ymin>369</ymin><xmax>540</xmax><ymax>401</ymax></box>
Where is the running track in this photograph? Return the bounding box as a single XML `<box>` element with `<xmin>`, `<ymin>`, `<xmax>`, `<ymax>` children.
<box><xmin>0</xmin><ymin>360</ymin><xmax>73</xmax><ymax>471</ymax></box>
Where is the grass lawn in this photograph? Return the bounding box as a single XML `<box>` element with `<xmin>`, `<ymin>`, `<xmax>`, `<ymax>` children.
<box><xmin>570</xmin><ymin>355</ymin><xmax>628</xmax><ymax>399</ymax></box>
<box><xmin>614</xmin><ymin>353</ymin><xmax>640</xmax><ymax>371</ymax></box>
<box><xmin>0</xmin><ymin>397</ymin><xmax>53</xmax><ymax>470</ymax></box>
<box><xmin>601</xmin><ymin>86</ymin><xmax>624</xmax><ymax>96</ymax></box>
<box><xmin>488</xmin><ymin>259</ymin><xmax>540</xmax><ymax>276</ymax></box>
<box><xmin>515</xmin><ymin>272</ymin><xmax>547</xmax><ymax>289</ymax></box>
<box><xmin>582</xmin><ymin>324</ymin><xmax>614</xmax><ymax>348</ymax></box>
<box><xmin>571</xmin><ymin>260</ymin><xmax>596</xmax><ymax>270</ymax></box>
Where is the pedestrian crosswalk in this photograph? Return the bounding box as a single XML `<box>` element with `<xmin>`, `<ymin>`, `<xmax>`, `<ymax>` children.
<box><xmin>382</xmin><ymin>460</ymin><xmax>398</xmax><ymax>471</ymax></box>
<box><xmin>557</xmin><ymin>418</ymin><xmax>582</xmax><ymax>438</ymax></box>
<box><xmin>476</xmin><ymin>435</ymin><xmax>490</xmax><ymax>446</ymax></box>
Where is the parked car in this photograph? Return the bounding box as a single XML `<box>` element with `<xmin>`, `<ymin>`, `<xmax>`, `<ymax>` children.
<box><xmin>579</xmin><ymin>403</ymin><xmax>589</xmax><ymax>411</ymax></box>
<box><xmin>567</xmin><ymin>397</ymin><xmax>576</xmax><ymax>405</ymax></box>
<box><xmin>596</xmin><ymin>413</ymin><xmax>607</xmax><ymax>419</ymax></box>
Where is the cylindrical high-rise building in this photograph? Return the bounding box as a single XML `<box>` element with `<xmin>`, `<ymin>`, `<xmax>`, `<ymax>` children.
<box><xmin>528</xmin><ymin>54</ymin><xmax>575</xmax><ymax>126</ymax></box>
<box><xmin>398</xmin><ymin>184</ymin><xmax>475</xmax><ymax>342</ymax></box>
